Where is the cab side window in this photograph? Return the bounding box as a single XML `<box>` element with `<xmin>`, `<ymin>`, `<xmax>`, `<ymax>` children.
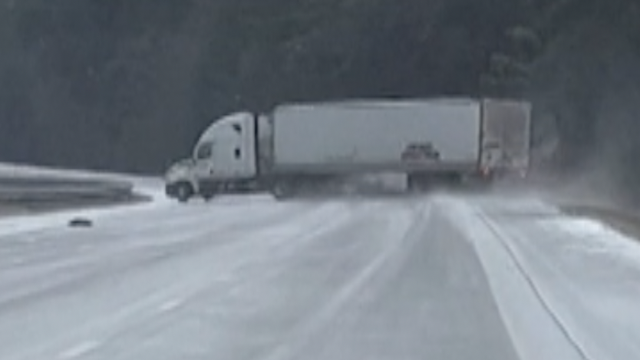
<box><xmin>196</xmin><ymin>142</ymin><xmax>213</xmax><ymax>160</ymax></box>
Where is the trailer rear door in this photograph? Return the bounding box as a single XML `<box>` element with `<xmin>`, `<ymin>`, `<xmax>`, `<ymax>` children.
<box><xmin>480</xmin><ymin>99</ymin><xmax>532</xmax><ymax>174</ymax></box>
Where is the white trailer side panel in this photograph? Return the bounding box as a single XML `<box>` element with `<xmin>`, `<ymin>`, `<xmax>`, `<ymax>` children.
<box><xmin>271</xmin><ymin>99</ymin><xmax>482</xmax><ymax>174</ymax></box>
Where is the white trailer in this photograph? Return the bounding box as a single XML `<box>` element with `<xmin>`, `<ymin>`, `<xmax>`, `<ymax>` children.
<box><xmin>164</xmin><ymin>98</ymin><xmax>531</xmax><ymax>201</ymax></box>
<box><xmin>271</xmin><ymin>99</ymin><xmax>481</xmax><ymax>174</ymax></box>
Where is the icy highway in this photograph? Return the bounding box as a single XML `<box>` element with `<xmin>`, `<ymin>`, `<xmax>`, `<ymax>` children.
<box><xmin>0</xmin><ymin>189</ymin><xmax>639</xmax><ymax>360</ymax></box>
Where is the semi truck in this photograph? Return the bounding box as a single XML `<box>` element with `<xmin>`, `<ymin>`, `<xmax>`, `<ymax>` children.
<box><xmin>164</xmin><ymin>97</ymin><xmax>531</xmax><ymax>201</ymax></box>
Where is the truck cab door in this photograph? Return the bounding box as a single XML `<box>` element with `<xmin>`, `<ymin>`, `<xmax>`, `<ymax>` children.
<box><xmin>193</xmin><ymin>141</ymin><xmax>216</xmax><ymax>179</ymax></box>
<box><xmin>210</xmin><ymin>133</ymin><xmax>249</xmax><ymax>179</ymax></box>
<box><xmin>211</xmin><ymin>136</ymin><xmax>236</xmax><ymax>179</ymax></box>
<box><xmin>193</xmin><ymin>132</ymin><xmax>246</xmax><ymax>182</ymax></box>
<box><xmin>212</xmin><ymin>120</ymin><xmax>257</xmax><ymax>180</ymax></box>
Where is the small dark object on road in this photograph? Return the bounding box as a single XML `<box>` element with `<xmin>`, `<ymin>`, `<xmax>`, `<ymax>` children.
<box><xmin>68</xmin><ymin>217</ymin><xmax>93</xmax><ymax>228</ymax></box>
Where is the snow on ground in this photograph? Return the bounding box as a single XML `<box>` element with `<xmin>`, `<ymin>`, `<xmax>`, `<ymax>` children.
<box><xmin>0</xmin><ymin>193</ymin><xmax>521</xmax><ymax>360</ymax></box>
<box><xmin>0</xmin><ymin>185</ymin><xmax>639</xmax><ymax>359</ymax></box>
<box><xmin>461</xmin><ymin>194</ymin><xmax>640</xmax><ymax>360</ymax></box>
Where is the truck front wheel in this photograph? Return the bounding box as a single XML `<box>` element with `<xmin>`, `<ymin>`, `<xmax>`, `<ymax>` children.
<box><xmin>271</xmin><ymin>182</ymin><xmax>292</xmax><ymax>200</ymax></box>
<box><xmin>176</xmin><ymin>182</ymin><xmax>194</xmax><ymax>203</ymax></box>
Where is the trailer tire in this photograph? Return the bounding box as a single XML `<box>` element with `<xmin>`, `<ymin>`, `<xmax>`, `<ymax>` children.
<box><xmin>407</xmin><ymin>173</ymin><xmax>432</xmax><ymax>193</ymax></box>
<box><xmin>440</xmin><ymin>173</ymin><xmax>463</xmax><ymax>189</ymax></box>
<box><xmin>176</xmin><ymin>182</ymin><xmax>194</xmax><ymax>203</ymax></box>
<box><xmin>271</xmin><ymin>180</ymin><xmax>297</xmax><ymax>200</ymax></box>
<box><xmin>271</xmin><ymin>184</ymin><xmax>289</xmax><ymax>200</ymax></box>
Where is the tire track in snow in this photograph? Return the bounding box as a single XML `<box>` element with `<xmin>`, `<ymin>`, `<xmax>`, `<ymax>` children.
<box><xmin>476</xmin><ymin>211</ymin><xmax>592</xmax><ymax>360</ymax></box>
<box><xmin>260</xmin><ymin>202</ymin><xmax>430</xmax><ymax>360</ymax></box>
<box><xmin>438</xmin><ymin>196</ymin><xmax>588</xmax><ymax>360</ymax></box>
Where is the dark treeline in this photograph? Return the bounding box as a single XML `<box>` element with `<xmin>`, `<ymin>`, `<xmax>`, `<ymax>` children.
<box><xmin>0</xmin><ymin>0</ymin><xmax>639</xmax><ymax>181</ymax></box>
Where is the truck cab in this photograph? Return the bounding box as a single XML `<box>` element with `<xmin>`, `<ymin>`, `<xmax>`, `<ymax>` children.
<box><xmin>164</xmin><ymin>112</ymin><xmax>259</xmax><ymax>202</ymax></box>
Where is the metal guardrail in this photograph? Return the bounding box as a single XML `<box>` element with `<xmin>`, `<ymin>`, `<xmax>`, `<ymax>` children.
<box><xmin>0</xmin><ymin>177</ymin><xmax>134</xmax><ymax>203</ymax></box>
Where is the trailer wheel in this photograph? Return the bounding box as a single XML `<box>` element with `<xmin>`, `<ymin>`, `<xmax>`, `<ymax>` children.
<box><xmin>271</xmin><ymin>184</ymin><xmax>288</xmax><ymax>200</ymax></box>
<box><xmin>202</xmin><ymin>192</ymin><xmax>216</xmax><ymax>201</ymax></box>
<box><xmin>407</xmin><ymin>174</ymin><xmax>431</xmax><ymax>193</ymax></box>
<box><xmin>176</xmin><ymin>182</ymin><xmax>194</xmax><ymax>203</ymax></box>
<box><xmin>271</xmin><ymin>181</ymin><xmax>294</xmax><ymax>200</ymax></box>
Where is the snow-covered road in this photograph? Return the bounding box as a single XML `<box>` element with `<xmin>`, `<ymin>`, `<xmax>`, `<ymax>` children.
<box><xmin>0</xmin><ymin>189</ymin><xmax>638</xmax><ymax>360</ymax></box>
